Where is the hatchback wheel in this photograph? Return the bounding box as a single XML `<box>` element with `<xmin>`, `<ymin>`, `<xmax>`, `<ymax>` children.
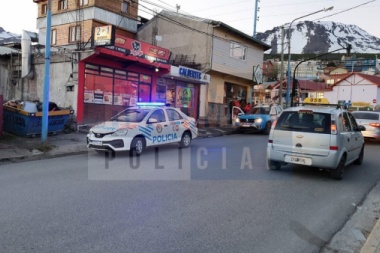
<box><xmin>129</xmin><ymin>137</ymin><xmax>145</xmax><ymax>156</ymax></box>
<box><xmin>331</xmin><ymin>155</ymin><xmax>346</xmax><ymax>180</ymax></box>
<box><xmin>179</xmin><ymin>132</ymin><xmax>191</xmax><ymax>148</ymax></box>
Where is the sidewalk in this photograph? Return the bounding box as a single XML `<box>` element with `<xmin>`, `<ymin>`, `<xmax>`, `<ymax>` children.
<box><xmin>0</xmin><ymin>126</ymin><xmax>237</xmax><ymax>163</ymax></box>
<box><xmin>0</xmin><ymin>126</ymin><xmax>380</xmax><ymax>253</ymax></box>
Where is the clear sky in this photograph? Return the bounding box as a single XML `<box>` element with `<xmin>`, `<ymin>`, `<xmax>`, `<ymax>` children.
<box><xmin>1</xmin><ymin>0</ymin><xmax>379</xmax><ymax>40</ymax></box>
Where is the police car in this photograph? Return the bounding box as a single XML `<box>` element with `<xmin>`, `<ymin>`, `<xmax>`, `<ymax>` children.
<box><xmin>87</xmin><ymin>102</ymin><xmax>198</xmax><ymax>156</ymax></box>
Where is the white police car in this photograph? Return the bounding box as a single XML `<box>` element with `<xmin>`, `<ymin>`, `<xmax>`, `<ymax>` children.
<box><xmin>87</xmin><ymin>102</ymin><xmax>198</xmax><ymax>156</ymax></box>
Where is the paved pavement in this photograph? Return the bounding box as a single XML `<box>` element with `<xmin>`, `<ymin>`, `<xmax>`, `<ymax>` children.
<box><xmin>0</xmin><ymin>126</ymin><xmax>380</xmax><ymax>253</ymax></box>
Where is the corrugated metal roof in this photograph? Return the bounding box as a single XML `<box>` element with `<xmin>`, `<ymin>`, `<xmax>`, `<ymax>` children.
<box><xmin>0</xmin><ymin>46</ymin><xmax>19</xmax><ymax>56</ymax></box>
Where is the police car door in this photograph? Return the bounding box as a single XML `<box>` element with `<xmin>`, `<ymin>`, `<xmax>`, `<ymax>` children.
<box><xmin>146</xmin><ymin>109</ymin><xmax>172</xmax><ymax>146</ymax></box>
<box><xmin>165</xmin><ymin>108</ymin><xmax>184</xmax><ymax>143</ymax></box>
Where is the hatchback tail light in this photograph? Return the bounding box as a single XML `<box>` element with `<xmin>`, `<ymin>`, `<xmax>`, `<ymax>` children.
<box><xmin>331</xmin><ymin>120</ymin><xmax>337</xmax><ymax>135</ymax></box>
<box><xmin>369</xmin><ymin>123</ymin><xmax>380</xmax><ymax>127</ymax></box>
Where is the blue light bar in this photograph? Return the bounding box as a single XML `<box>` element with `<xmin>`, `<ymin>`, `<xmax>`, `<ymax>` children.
<box><xmin>136</xmin><ymin>102</ymin><xmax>166</xmax><ymax>107</ymax></box>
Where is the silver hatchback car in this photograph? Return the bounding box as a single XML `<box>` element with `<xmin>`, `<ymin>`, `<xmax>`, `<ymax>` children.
<box><xmin>267</xmin><ymin>105</ymin><xmax>366</xmax><ymax>180</ymax></box>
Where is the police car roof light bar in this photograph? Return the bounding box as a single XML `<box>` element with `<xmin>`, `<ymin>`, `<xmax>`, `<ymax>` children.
<box><xmin>136</xmin><ymin>102</ymin><xmax>166</xmax><ymax>107</ymax></box>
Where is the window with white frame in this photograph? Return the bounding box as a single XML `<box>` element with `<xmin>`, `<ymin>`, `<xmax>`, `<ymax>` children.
<box><xmin>230</xmin><ymin>42</ymin><xmax>246</xmax><ymax>60</ymax></box>
<box><xmin>69</xmin><ymin>26</ymin><xmax>81</xmax><ymax>42</ymax></box>
<box><xmin>51</xmin><ymin>29</ymin><xmax>57</xmax><ymax>45</ymax></box>
<box><xmin>58</xmin><ymin>0</ymin><xmax>68</xmax><ymax>10</ymax></box>
<box><xmin>79</xmin><ymin>0</ymin><xmax>89</xmax><ymax>6</ymax></box>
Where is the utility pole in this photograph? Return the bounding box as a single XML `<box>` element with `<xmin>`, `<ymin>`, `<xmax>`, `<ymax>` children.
<box><xmin>253</xmin><ymin>0</ymin><xmax>259</xmax><ymax>37</ymax></box>
<box><xmin>42</xmin><ymin>0</ymin><xmax>52</xmax><ymax>142</ymax></box>
<box><xmin>279</xmin><ymin>26</ymin><xmax>285</xmax><ymax>106</ymax></box>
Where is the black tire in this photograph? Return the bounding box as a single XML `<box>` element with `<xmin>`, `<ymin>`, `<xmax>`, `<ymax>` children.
<box><xmin>268</xmin><ymin>160</ymin><xmax>281</xmax><ymax>170</ymax></box>
<box><xmin>354</xmin><ymin>145</ymin><xmax>364</xmax><ymax>165</ymax></box>
<box><xmin>129</xmin><ymin>137</ymin><xmax>145</xmax><ymax>156</ymax></box>
<box><xmin>263</xmin><ymin>122</ymin><xmax>272</xmax><ymax>135</ymax></box>
<box><xmin>179</xmin><ymin>132</ymin><xmax>192</xmax><ymax>148</ymax></box>
<box><xmin>331</xmin><ymin>155</ymin><xmax>346</xmax><ymax>180</ymax></box>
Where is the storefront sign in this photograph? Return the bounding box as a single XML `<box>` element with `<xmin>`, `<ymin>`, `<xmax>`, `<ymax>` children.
<box><xmin>165</xmin><ymin>66</ymin><xmax>210</xmax><ymax>84</ymax></box>
<box><xmin>104</xmin><ymin>35</ymin><xmax>171</xmax><ymax>64</ymax></box>
<box><xmin>93</xmin><ymin>25</ymin><xmax>115</xmax><ymax>46</ymax></box>
<box><xmin>179</xmin><ymin>67</ymin><xmax>202</xmax><ymax>80</ymax></box>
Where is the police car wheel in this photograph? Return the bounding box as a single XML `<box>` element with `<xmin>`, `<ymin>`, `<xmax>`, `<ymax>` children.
<box><xmin>130</xmin><ymin>137</ymin><xmax>145</xmax><ymax>156</ymax></box>
<box><xmin>179</xmin><ymin>132</ymin><xmax>191</xmax><ymax>148</ymax></box>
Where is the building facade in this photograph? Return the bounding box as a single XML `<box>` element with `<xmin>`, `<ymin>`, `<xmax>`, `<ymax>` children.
<box><xmin>136</xmin><ymin>11</ymin><xmax>270</xmax><ymax>126</ymax></box>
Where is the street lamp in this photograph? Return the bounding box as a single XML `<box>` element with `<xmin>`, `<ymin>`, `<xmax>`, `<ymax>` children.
<box><xmin>286</xmin><ymin>6</ymin><xmax>334</xmax><ymax>107</ymax></box>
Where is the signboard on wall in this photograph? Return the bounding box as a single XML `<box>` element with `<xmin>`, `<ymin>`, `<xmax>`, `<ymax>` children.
<box><xmin>253</xmin><ymin>65</ymin><xmax>263</xmax><ymax>84</ymax></box>
<box><xmin>93</xmin><ymin>25</ymin><xmax>115</xmax><ymax>46</ymax></box>
<box><xmin>104</xmin><ymin>35</ymin><xmax>171</xmax><ymax>64</ymax></box>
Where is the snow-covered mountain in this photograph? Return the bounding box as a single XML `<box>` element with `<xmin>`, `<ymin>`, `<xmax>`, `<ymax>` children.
<box><xmin>256</xmin><ymin>21</ymin><xmax>380</xmax><ymax>54</ymax></box>
<box><xmin>0</xmin><ymin>27</ymin><xmax>21</xmax><ymax>45</ymax></box>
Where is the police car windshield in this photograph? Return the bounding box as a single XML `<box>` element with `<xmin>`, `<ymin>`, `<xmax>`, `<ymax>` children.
<box><xmin>111</xmin><ymin>109</ymin><xmax>150</xmax><ymax>123</ymax></box>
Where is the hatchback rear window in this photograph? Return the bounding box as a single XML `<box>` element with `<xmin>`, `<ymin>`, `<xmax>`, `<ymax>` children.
<box><xmin>352</xmin><ymin>112</ymin><xmax>379</xmax><ymax>120</ymax></box>
<box><xmin>275</xmin><ymin>111</ymin><xmax>331</xmax><ymax>134</ymax></box>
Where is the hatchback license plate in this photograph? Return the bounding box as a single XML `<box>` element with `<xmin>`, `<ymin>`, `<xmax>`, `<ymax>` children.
<box><xmin>285</xmin><ymin>155</ymin><xmax>312</xmax><ymax>165</ymax></box>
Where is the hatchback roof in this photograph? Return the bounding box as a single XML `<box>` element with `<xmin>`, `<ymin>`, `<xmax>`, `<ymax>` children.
<box><xmin>284</xmin><ymin>105</ymin><xmax>344</xmax><ymax>114</ymax></box>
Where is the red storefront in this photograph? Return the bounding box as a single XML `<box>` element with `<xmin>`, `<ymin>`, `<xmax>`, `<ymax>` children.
<box><xmin>76</xmin><ymin>35</ymin><xmax>171</xmax><ymax>125</ymax></box>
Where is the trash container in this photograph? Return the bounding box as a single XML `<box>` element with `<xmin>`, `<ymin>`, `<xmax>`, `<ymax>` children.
<box><xmin>3</xmin><ymin>104</ymin><xmax>74</xmax><ymax>137</ymax></box>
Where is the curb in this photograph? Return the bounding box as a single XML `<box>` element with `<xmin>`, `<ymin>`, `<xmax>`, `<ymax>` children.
<box><xmin>361</xmin><ymin>219</ymin><xmax>380</xmax><ymax>253</ymax></box>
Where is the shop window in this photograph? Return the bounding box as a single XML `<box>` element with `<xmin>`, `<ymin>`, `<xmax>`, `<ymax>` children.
<box><xmin>176</xmin><ymin>86</ymin><xmax>194</xmax><ymax>108</ymax></box>
<box><xmin>84</xmin><ymin>64</ymin><xmax>151</xmax><ymax>106</ymax></box>
<box><xmin>156</xmin><ymin>78</ymin><xmax>167</xmax><ymax>103</ymax></box>
<box><xmin>139</xmin><ymin>84</ymin><xmax>151</xmax><ymax>103</ymax></box>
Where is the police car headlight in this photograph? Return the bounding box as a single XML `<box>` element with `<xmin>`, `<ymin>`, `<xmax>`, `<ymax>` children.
<box><xmin>235</xmin><ymin>118</ymin><xmax>240</xmax><ymax>123</ymax></box>
<box><xmin>111</xmin><ymin>129</ymin><xmax>128</xmax><ymax>136</ymax></box>
<box><xmin>255</xmin><ymin>118</ymin><xmax>263</xmax><ymax>124</ymax></box>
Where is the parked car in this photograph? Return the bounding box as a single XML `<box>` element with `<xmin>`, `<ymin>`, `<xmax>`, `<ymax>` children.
<box><xmin>267</xmin><ymin>104</ymin><xmax>366</xmax><ymax>180</ymax></box>
<box><xmin>234</xmin><ymin>104</ymin><xmax>283</xmax><ymax>134</ymax></box>
<box><xmin>351</xmin><ymin>111</ymin><xmax>380</xmax><ymax>140</ymax></box>
<box><xmin>87</xmin><ymin>102</ymin><xmax>198</xmax><ymax>156</ymax></box>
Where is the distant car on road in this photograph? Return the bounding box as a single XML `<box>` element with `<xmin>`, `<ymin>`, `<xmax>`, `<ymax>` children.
<box><xmin>234</xmin><ymin>104</ymin><xmax>283</xmax><ymax>134</ymax></box>
<box><xmin>87</xmin><ymin>102</ymin><xmax>198</xmax><ymax>156</ymax></box>
<box><xmin>351</xmin><ymin>111</ymin><xmax>380</xmax><ymax>140</ymax></box>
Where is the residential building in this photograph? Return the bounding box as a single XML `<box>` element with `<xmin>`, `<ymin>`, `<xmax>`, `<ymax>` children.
<box><xmin>0</xmin><ymin>1</ymin><xmax>212</xmax><ymax>126</ymax></box>
<box><xmin>324</xmin><ymin>73</ymin><xmax>380</xmax><ymax>108</ymax></box>
<box><xmin>136</xmin><ymin>10</ymin><xmax>270</xmax><ymax>126</ymax></box>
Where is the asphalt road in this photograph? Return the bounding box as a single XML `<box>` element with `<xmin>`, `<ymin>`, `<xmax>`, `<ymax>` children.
<box><xmin>1</xmin><ymin>134</ymin><xmax>380</xmax><ymax>253</ymax></box>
